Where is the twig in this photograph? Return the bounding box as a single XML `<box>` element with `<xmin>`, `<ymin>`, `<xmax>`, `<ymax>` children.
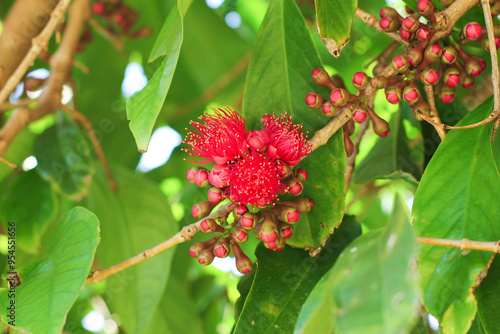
<box><xmin>417</xmin><ymin>237</ymin><xmax>500</xmax><ymax>253</ymax></box>
<box><xmin>173</xmin><ymin>51</ymin><xmax>252</xmax><ymax>121</ymax></box>
<box><xmin>424</xmin><ymin>85</ymin><xmax>446</xmax><ymax>140</ymax></box>
<box><xmin>355</xmin><ymin>8</ymin><xmax>408</xmax><ymax>47</ymax></box>
<box><xmin>0</xmin><ymin>0</ymin><xmax>91</xmax><ymax>156</ymax></box>
<box><xmin>85</xmin><ymin>202</ymin><xmax>236</xmax><ymax>284</ymax></box>
<box><xmin>0</xmin><ymin>156</ymin><xmax>16</xmax><ymax>169</ymax></box>
<box><xmin>345</xmin><ymin>120</ymin><xmax>369</xmax><ymax>190</ymax></box>
<box><xmin>0</xmin><ymin>99</ymin><xmax>37</xmax><ymax>112</ymax></box>
<box><xmin>89</xmin><ymin>17</ymin><xmax>126</xmax><ymax>57</ymax></box>
<box><xmin>0</xmin><ymin>0</ymin><xmax>71</xmax><ymax>107</ymax></box>
<box><xmin>432</xmin><ymin>0</ymin><xmax>480</xmax><ymax>44</ymax></box>
<box><xmin>480</xmin><ymin>0</ymin><xmax>500</xmax><ymax>142</ymax></box>
<box><xmin>420</xmin><ymin>113</ymin><xmax>496</xmax><ymax>130</ymax></box>
<box><xmin>61</xmin><ymin>104</ymin><xmax>118</xmax><ymax>191</ymax></box>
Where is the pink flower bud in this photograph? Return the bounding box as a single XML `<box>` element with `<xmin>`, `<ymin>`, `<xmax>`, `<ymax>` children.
<box><xmin>392</xmin><ymin>55</ymin><xmax>409</xmax><ymax>72</ymax></box>
<box><xmin>421</xmin><ymin>68</ymin><xmax>439</xmax><ymax>85</ymax></box>
<box><xmin>443</xmin><ymin>68</ymin><xmax>461</xmax><ymax>87</ymax></box>
<box><xmin>245</xmin><ymin>130</ymin><xmax>269</xmax><ymax>151</ymax></box>
<box><xmin>200</xmin><ymin>218</ymin><xmax>222</xmax><ymax>234</ymax></box>
<box><xmin>463</xmin><ymin>22</ymin><xmax>483</xmax><ymax>40</ymax></box>
<box><xmin>403</xmin><ymin>85</ymin><xmax>420</xmax><ymax>104</ymax></box>
<box><xmin>295</xmin><ymin>168</ymin><xmax>308</xmax><ymax>183</ymax></box>
<box><xmin>441</xmin><ymin>46</ymin><xmax>457</xmax><ymax>64</ymax></box>
<box><xmin>353</xmin><ymin>108</ymin><xmax>368</xmax><ymax>123</ymax></box>
<box><xmin>352</xmin><ymin>72</ymin><xmax>370</xmax><ymax>89</ymax></box>
<box><xmin>198</xmin><ymin>248</ymin><xmax>215</xmax><ymax>265</ymax></box>
<box><xmin>280</xmin><ymin>207</ymin><xmax>300</xmax><ymax>223</ymax></box>
<box><xmin>209</xmin><ymin>164</ymin><xmax>230</xmax><ymax>188</ymax></box>
<box><xmin>322</xmin><ymin>101</ymin><xmax>338</xmax><ymax>117</ymax></box>
<box><xmin>426</xmin><ymin>44</ymin><xmax>442</xmax><ymax>59</ymax></box>
<box><xmin>241</xmin><ymin>212</ymin><xmax>257</xmax><ymax>230</ymax></box>
<box><xmin>93</xmin><ymin>2</ymin><xmax>106</xmax><ymax>14</ymax></box>
<box><xmin>208</xmin><ymin>187</ymin><xmax>223</xmax><ymax>203</ymax></box>
<box><xmin>214</xmin><ymin>239</ymin><xmax>230</xmax><ymax>258</ymax></box>
<box><xmin>330</xmin><ymin>88</ymin><xmax>350</xmax><ymax>106</ymax></box>
<box><xmin>400</xmin><ymin>28</ymin><xmax>413</xmax><ymax>40</ymax></box>
<box><xmin>439</xmin><ymin>86</ymin><xmax>455</xmax><ymax>103</ymax></box>
<box><xmin>385</xmin><ymin>86</ymin><xmax>402</xmax><ymax>104</ymax></box>
<box><xmin>465</xmin><ymin>60</ymin><xmax>482</xmax><ymax>77</ymax></box>
<box><xmin>232</xmin><ymin>228</ymin><xmax>248</xmax><ymax>243</ymax></box>
<box><xmin>187</xmin><ymin>166</ymin><xmax>201</xmax><ymax>184</ymax></box>
<box><xmin>418</xmin><ymin>0</ymin><xmax>435</xmax><ymax>15</ymax></box>
<box><xmin>380</xmin><ymin>16</ymin><xmax>400</xmax><ymax>32</ymax></box>
<box><xmin>236</xmin><ymin>204</ymin><xmax>248</xmax><ymax>216</ymax></box>
<box><xmin>402</xmin><ymin>16</ymin><xmax>420</xmax><ymax>33</ymax></box>
<box><xmin>279</xmin><ymin>223</ymin><xmax>293</xmax><ymax>239</ymax></box>
<box><xmin>194</xmin><ymin>168</ymin><xmax>210</xmax><ymax>187</ymax></box>
<box><xmin>417</xmin><ymin>28</ymin><xmax>431</xmax><ymax>41</ymax></box>
<box><xmin>462</xmin><ymin>76</ymin><xmax>475</xmax><ymax>88</ymax></box>
<box><xmin>305</xmin><ymin>93</ymin><xmax>325</xmax><ymax>109</ymax></box>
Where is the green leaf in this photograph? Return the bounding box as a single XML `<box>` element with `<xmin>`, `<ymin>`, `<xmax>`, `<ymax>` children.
<box><xmin>299</xmin><ymin>194</ymin><xmax>418</xmax><ymax>334</ymax></box>
<box><xmin>234</xmin><ymin>217</ymin><xmax>361</xmax><ymax>333</ymax></box>
<box><xmin>34</xmin><ymin>112</ymin><xmax>93</xmax><ymax>201</ymax></box>
<box><xmin>413</xmin><ymin>97</ymin><xmax>500</xmax><ymax>334</ymax></box>
<box><xmin>355</xmin><ymin>111</ymin><xmax>421</xmax><ymax>184</ymax></box>
<box><xmin>0</xmin><ymin>207</ymin><xmax>100</xmax><ymax>334</ymax></box>
<box><xmin>0</xmin><ymin>170</ymin><xmax>57</xmax><ymax>254</ymax></box>
<box><xmin>315</xmin><ymin>0</ymin><xmax>358</xmax><ymax>57</ymax></box>
<box><xmin>86</xmin><ymin>165</ymin><xmax>178</xmax><ymax>334</ymax></box>
<box><xmin>127</xmin><ymin>1</ymin><xmax>192</xmax><ymax>152</ymax></box>
<box><xmin>145</xmin><ymin>275</ymin><xmax>204</xmax><ymax>334</ymax></box>
<box><xmin>242</xmin><ymin>0</ymin><xmax>346</xmax><ymax>248</ymax></box>
<box><xmin>473</xmin><ymin>256</ymin><xmax>500</xmax><ymax>333</ymax></box>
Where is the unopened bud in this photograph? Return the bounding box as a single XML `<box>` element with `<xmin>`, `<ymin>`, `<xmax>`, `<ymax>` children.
<box><xmin>232</xmin><ymin>228</ymin><xmax>249</xmax><ymax>243</ymax></box>
<box><xmin>403</xmin><ymin>85</ymin><xmax>420</xmax><ymax>104</ymax></box>
<box><xmin>189</xmin><ymin>236</ymin><xmax>219</xmax><ymax>258</ymax></box>
<box><xmin>281</xmin><ymin>198</ymin><xmax>314</xmax><ymax>212</ymax></box>
<box><xmin>441</xmin><ymin>46</ymin><xmax>457</xmax><ymax>64</ymax></box>
<box><xmin>330</xmin><ymin>88</ymin><xmax>350</xmax><ymax>107</ymax></box>
<box><xmin>353</xmin><ymin>107</ymin><xmax>367</xmax><ymax>123</ymax></box>
<box><xmin>208</xmin><ymin>187</ymin><xmax>223</xmax><ymax>203</ymax></box>
<box><xmin>462</xmin><ymin>75</ymin><xmax>475</xmax><ymax>88</ymax></box>
<box><xmin>402</xmin><ymin>16</ymin><xmax>420</xmax><ymax>33</ymax></box>
<box><xmin>213</xmin><ymin>239</ymin><xmax>230</xmax><ymax>258</ymax></box>
<box><xmin>465</xmin><ymin>59</ymin><xmax>482</xmax><ymax>77</ymax></box>
<box><xmin>312</xmin><ymin>68</ymin><xmax>335</xmax><ymax>90</ymax></box>
<box><xmin>192</xmin><ymin>201</ymin><xmax>216</xmax><ymax>219</ymax></box>
<box><xmin>367</xmin><ymin>108</ymin><xmax>390</xmax><ymax>137</ymax></box>
<box><xmin>400</xmin><ymin>28</ymin><xmax>413</xmax><ymax>41</ymax></box>
<box><xmin>232</xmin><ymin>242</ymin><xmax>252</xmax><ymax>274</ymax></box>
<box><xmin>286</xmin><ymin>176</ymin><xmax>303</xmax><ymax>196</ymax></box>
<box><xmin>245</xmin><ymin>130</ymin><xmax>269</xmax><ymax>151</ymax></box>
<box><xmin>439</xmin><ymin>86</ymin><xmax>456</xmax><ymax>103</ymax></box>
<box><xmin>279</xmin><ymin>206</ymin><xmax>301</xmax><ymax>224</ymax></box>
<box><xmin>417</xmin><ymin>28</ymin><xmax>431</xmax><ymax>41</ymax></box>
<box><xmin>321</xmin><ymin>101</ymin><xmax>339</xmax><ymax>117</ymax></box>
<box><xmin>421</xmin><ymin>68</ymin><xmax>439</xmax><ymax>85</ymax></box>
<box><xmin>200</xmin><ymin>218</ymin><xmax>223</xmax><ymax>234</ymax></box>
<box><xmin>241</xmin><ymin>212</ymin><xmax>258</xmax><ymax>230</ymax></box>
<box><xmin>198</xmin><ymin>247</ymin><xmax>215</xmax><ymax>265</ymax></box>
<box><xmin>443</xmin><ymin>68</ymin><xmax>461</xmax><ymax>87</ymax></box>
<box><xmin>380</xmin><ymin>16</ymin><xmax>401</xmax><ymax>32</ymax></box>
<box><xmin>209</xmin><ymin>164</ymin><xmax>230</xmax><ymax>188</ymax></box>
<box><xmin>392</xmin><ymin>55</ymin><xmax>409</xmax><ymax>72</ymax></box>
<box><xmin>194</xmin><ymin>168</ymin><xmax>210</xmax><ymax>187</ymax></box>
<box><xmin>305</xmin><ymin>93</ymin><xmax>325</xmax><ymax>109</ymax></box>
<box><xmin>279</xmin><ymin>223</ymin><xmax>294</xmax><ymax>239</ymax></box>
<box><xmin>295</xmin><ymin>168</ymin><xmax>308</xmax><ymax>183</ymax></box>
<box><xmin>417</xmin><ymin>0</ymin><xmax>435</xmax><ymax>16</ymax></box>
<box><xmin>187</xmin><ymin>166</ymin><xmax>201</xmax><ymax>183</ymax></box>
<box><xmin>463</xmin><ymin>22</ymin><xmax>483</xmax><ymax>40</ymax></box>
<box><xmin>352</xmin><ymin>72</ymin><xmax>370</xmax><ymax>90</ymax></box>
<box><xmin>260</xmin><ymin>215</ymin><xmax>278</xmax><ymax>243</ymax></box>
<box><xmin>385</xmin><ymin>86</ymin><xmax>402</xmax><ymax>104</ymax></box>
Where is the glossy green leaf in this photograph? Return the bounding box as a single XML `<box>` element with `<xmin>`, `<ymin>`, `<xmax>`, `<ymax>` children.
<box><xmin>242</xmin><ymin>0</ymin><xmax>345</xmax><ymax>248</ymax></box>
<box><xmin>475</xmin><ymin>256</ymin><xmax>500</xmax><ymax>333</ymax></box>
<box><xmin>234</xmin><ymin>217</ymin><xmax>361</xmax><ymax>333</ymax></box>
<box><xmin>413</xmin><ymin>98</ymin><xmax>500</xmax><ymax>334</ymax></box>
<box><xmin>355</xmin><ymin>111</ymin><xmax>421</xmax><ymax>184</ymax></box>
<box><xmin>315</xmin><ymin>0</ymin><xmax>358</xmax><ymax>57</ymax></box>
<box><xmin>299</xmin><ymin>194</ymin><xmax>418</xmax><ymax>334</ymax></box>
<box><xmin>34</xmin><ymin>112</ymin><xmax>93</xmax><ymax>201</ymax></box>
<box><xmin>0</xmin><ymin>207</ymin><xmax>100</xmax><ymax>333</ymax></box>
<box><xmin>86</xmin><ymin>165</ymin><xmax>178</xmax><ymax>334</ymax></box>
<box><xmin>127</xmin><ymin>1</ymin><xmax>192</xmax><ymax>152</ymax></box>
<box><xmin>0</xmin><ymin>170</ymin><xmax>57</xmax><ymax>254</ymax></box>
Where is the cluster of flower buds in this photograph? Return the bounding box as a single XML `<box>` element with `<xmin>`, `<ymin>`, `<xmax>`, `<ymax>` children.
<box><xmin>306</xmin><ymin>68</ymin><xmax>390</xmax><ymax>157</ymax></box>
<box><xmin>184</xmin><ymin>107</ymin><xmax>314</xmax><ymax>274</ymax></box>
<box><xmin>92</xmin><ymin>0</ymin><xmax>152</xmax><ymax>39</ymax></box>
<box><xmin>307</xmin><ymin>0</ymin><xmax>492</xmax><ymax>131</ymax></box>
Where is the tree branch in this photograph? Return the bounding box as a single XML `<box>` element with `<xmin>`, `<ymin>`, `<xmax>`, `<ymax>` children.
<box><xmin>424</xmin><ymin>85</ymin><xmax>446</xmax><ymax>140</ymax></box>
<box><xmin>0</xmin><ymin>0</ymin><xmax>91</xmax><ymax>157</ymax></box>
<box><xmin>0</xmin><ymin>0</ymin><xmax>72</xmax><ymax>107</ymax></box>
<box><xmin>417</xmin><ymin>237</ymin><xmax>500</xmax><ymax>253</ymax></box>
<box><xmin>345</xmin><ymin>117</ymin><xmax>369</xmax><ymax>190</ymax></box>
<box><xmin>61</xmin><ymin>104</ymin><xmax>118</xmax><ymax>191</ymax></box>
<box><xmin>432</xmin><ymin>0</ymin><xmax>480</xmax><ymax>44</ymax></box>
<box><xmin>355</xmin><ymin>8</ymin><xmax>408</xmax><ymax>47</ymax></box>
<box><xmin>85</xmin><ymin>202</ymin><xmax>236</xmax><ymax>284</ymax></box>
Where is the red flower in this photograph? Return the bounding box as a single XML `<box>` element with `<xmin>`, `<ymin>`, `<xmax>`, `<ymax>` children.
<box><xmin>184</xmin><ymin>107</ymin><xmax>247</xmax><ymax>165</ymax></box>
<box><xmin>264</xmin><ymin>113</ymin><xmax>312</xmax><ymax>166</ymax></box>
<box><xmin>225</xmin><ymin>151</ymin><xmax>287</xmax><ymax>208</ymax></box>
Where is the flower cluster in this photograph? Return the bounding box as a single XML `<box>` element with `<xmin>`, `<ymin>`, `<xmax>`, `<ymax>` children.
<box><xmin>184</xmin><ymin>106</ymin><xmax>314</xmax><ymax>274</ymax></box>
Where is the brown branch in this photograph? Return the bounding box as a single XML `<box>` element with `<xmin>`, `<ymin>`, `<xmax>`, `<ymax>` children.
<box><xmin>432</xmin><ymin>0</ymin><xmax>480</xmax><ymax>44</ymax></box>
<box><xmin>355</xmin><ymin>8</ymin><xmax>408</xmax><ymax>47</ymax></box>
<box><xmin>0</xmin><ymin>0</ymin><xmax>91</xmax><ymax>157</ymax></box>
<box><xmin>0</xmin><ymin>99</ymin><xmax>37</xmax><ymax>113</ymax></box>
<box><xmin>173</xmin><ymin>51</ymin><xmax>252</xmax><ymax>121</ymax></box>
<box><xmin>85</xmin><ymin>202</ymin><xmax>236</xmax><ymax>284</ymax></box>
<box><xmin>424</xmin><ymin>85</ymin><xmax>446</xmax><ymax>140</ymax></box>
<box><xmin>0</xmin><ymin>0</ymin><xmax>72</xmax><ymax>107</ymax></box>
<box><xmin>0</xmin><ymin>156</ymin><xmax>17</xmax><ymax>169</ymax></box>
<box><xmin>88</xmin><ymin>17</ymin><xmax>126</xmax><ymax>57</ymax></box>
<box><xmin>345</xmin><ymin>119</ymin><xmax>369</xmax><ymax>190</ymax></box>
<box><xmin>61</xmin><ymin>104</ymin><xmax>118</xmax><ymax>191</ymax></box>
<box><xmin>417</xmin><ymin>237</ymin><xmax>500</xmax><ymax>253</ymax></box>
<box><xmin>421</xmin><ymin>113</ymin><xmax>496</xmax><ymax>130</ymax></box>
<box><xmin>480</xmin><ymin>0</ymin><xmax>500</xmax><ymax>142</ymax></box>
